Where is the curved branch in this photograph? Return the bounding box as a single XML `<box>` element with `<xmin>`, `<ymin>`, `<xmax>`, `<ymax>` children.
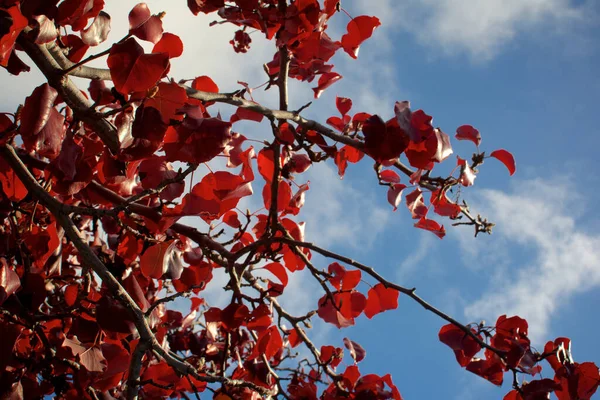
<box><xmin>17</xmin><ymin>36</ymin><xmax>119</xmax><ymax>153</ymax></box>
<box><xmin>0</xmin><ymin>144</ymin><xmax>273</xmax><ymax>398</ymax></box>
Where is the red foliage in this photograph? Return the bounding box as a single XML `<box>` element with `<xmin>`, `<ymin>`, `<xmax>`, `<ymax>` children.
<box><xmin>0</xmin><ymin>1</ymin><xmax>589</xmax><ymax>400</ymax></box>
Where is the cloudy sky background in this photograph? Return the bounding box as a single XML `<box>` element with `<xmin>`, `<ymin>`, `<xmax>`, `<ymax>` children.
<box><xmin>1</xmin><ymin>0</ymin><xmax>600</xmax><ymax>398</ymax></box>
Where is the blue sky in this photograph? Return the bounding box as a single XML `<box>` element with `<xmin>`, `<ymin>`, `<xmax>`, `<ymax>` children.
<box><xmin>2</xmin><ymin>1</ymin><xmax>599</xmax><ymax>398</ymax></box>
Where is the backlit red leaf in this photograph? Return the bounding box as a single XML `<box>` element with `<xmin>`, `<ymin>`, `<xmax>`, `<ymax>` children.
<box><xmin>140</xmin><ymin>240</ymin><xmax>181</xmax><ymax>279</ymax></box>
<box><xmin>363</xmin><ymin>115</ymin><xmax>409</xmax><ymax>163</ymax></box>
<box><xmin>336</xmin><ymin>96</ymin><xmax>352</xmax><ymax>116</ymax></box>
<box><xmin>0</xmin><ymin>6</ymin><xmax>30</xmax><ymax>67</ymax></box>
<box><xmin>152</xmin><ymin>32</ymin><xmax>183</xmax><ymax>58</ymax></box>
<box><xmin>344</xmin><ymin>337</ymin><xmax>366</xmax><ymax>363</ymax></box>
<box><xmin>341</xmin><ymin>16</ymin><xmax>381</xmax><ymax>59</ymax></box>
<box><xmin>414</xmin><ymin>217</ymin><xmax>445</xmax><ymax>239</ymax></box>
<box><xmin>456</xmin><ymin>125</ymin><xmax>482</xmax><ymax>146</ymax></box>
<box><xmin>64</xmin><ymin>283</ymin><xmax>78</xmax><ymax>307</ymax></box>
<box><xmin>192</xmin><ymin>75</ymin><xmax>219</xmax><ymax>93</ymax></box>
<box><xmin>387</xmin><ymin>183</ymin><xmax>407</xmax><ymax>211</ymax></box>
<box><xmin>108</xmin><ymin>37</ymin><xmax>169</xmax><ymax>94</ymax></box>
<box><xmin>439</xmin><ymin>324</ymin><xmax>482</xmax><ymax>367</ymax></box>
<box><xmin>129</xmin><ymin>3</ymin><xmax>163</xmax><ymax>44</ymax></box>
<box><xmin>81</xmin><ymin>11</ymin><xmax>111</xmax><ymax>46</ymax></box>
<box><xmin>312</xmin><ymin>72</ymin><xmax>341</xmax><ymax>99</ymax></box>
<box><xmin>490</xmin><ymin>149</ymin><xmax>516</xmax><ymax>176</ymax></box>
<box><xmin>364</xmin><ymin>283</ymin><xmax>399</xmax><ymax>319</ymax></box>
<box><xmin>0</xmin><ymin>157</ymin><xmax>27</xmax><ymax>201</ymax></box>
<box><xmin>254</xmin><ymin>325</ymin><xmax>283</xmax><ymax>360</ymax></box>
<box><xmin>405</xmin><ymin>187</ymin><xmax>428</xmax><ymax>220</ymax></box>
<box><xmin>0</xmin><ymin>259</ymin><xmax>20</xmax><ymax>306</ymax></box>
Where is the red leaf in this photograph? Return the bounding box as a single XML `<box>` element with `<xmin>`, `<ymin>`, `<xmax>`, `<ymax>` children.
<box><xmin>205</xmin><ymin>303</ymin><xmax>249</xmax><ymax>331</ymax></box>
<box><xmin>341</xmin><ymin>16</ymin><xmax>381</xmax><ymax>59</ymax></box>
<box><xmin>405</xmin><ymin>188</ymin><xmax>428</xmax><ymax>220</ymax></box>
<box><xmin>62</xmin><ymin>34</ymin><xmax>90</xmax><ymax>63</ymax></box>
<box><xmin>387</xmin><ymin>184</ymin><xmax>407</xmax><ymax>211</ymax></box>
<box><xmin>431</xmin><ymin>189</ymin><xmax>462</xmax><ymax>218</ymax></box>
<box><xmin>257</xmin><ymin>148</ymin><xmax>276</xmax><ymax>183</ymax></box>
<box><xmin>247</xmin><ymin>304</ymin><xmax>272</xmax><ymax>332</ymax></box>
<box><xmin>144</xmin><ymin>82</ymin><xmax>187</xmax><ymax>123</ymax></box>
<box><xmin>163</xmin><ymin>116</ymin><xmax>232</xmax><ymax>164</ymax></box>
<box><xmin>23</xmin><ymin>223</ymin><xmax>61</xmax><ymax>270</ymax></box>
<box><xmin>0</xmin><ymin>5</ymin><xmax>29</xmax><ymax>67</ymax></box>
<box><xmin>364</xmin><ymin>283</ymin><xmax>399</xmax><ymax>319</ymax></box>
<box><xmin>107</xmin><ymin>37</ymin><xmax>169</xmax><ymax>94</ymax></box>
<box><xmin>414</xmin><ymin>217</ymin><xmax>445</xmax><ymax>239</ymax></box>
<box><xmin>0</xmin><ymin>259</ymin><xmax>20</xmax><ymax>306</ymax></box>
<box><xmin>490</xmin><ymin>149</ymin><xmax>516</xmax><ymax>176</ymax></box>
<box><xmin>438</xmin><ymin>324</ymin><xmax>482</xmax><ymax>367</ymax></box>
<box><xmin>33</xmin><ymin>15</ymin><xmax>59</xmax><ymax>45</ymax></box>
<box><xmin>63</xmin><ymin>337</ymin><xmax>107</xmax><ymax>373</ymax></box>
<box><xmin>138</xmin><ymin>156</ymin><xmax>185</xmax><ymax>201</ymax></box>
<box><xmin>574</xmin><ymin>362</ymin><xmax>600</xmax><ymax>399</ymax></box>
<box><xmin>286</xmin><ymin>153</ymin><xmax>312</xmax><ymax>174</ymax></box>
<box><xmin>466</xmin><ymin>351</ymin><xmax>504</xmax><ymax>386</ymax></box>
<box><xmin>276</xmin><ymin>122</ymin><xmax>296</xmax><ymax>144</ymax></box>
<box><xmin>327</xmin><ymin>115</ymin><xmax>347</xmax><ymax>132</ymax></box>
<box><xmin>457</xmin><ymin>156</ymin><xmax>476</xmax><ymax>186</ymax></box>
<box><xmin>334</xmin><ymin>145</ymin><xmax>364</xmax><ymax>177</ymax></box>
<box><xmin>152</xmin><ymin>32</ymin><xmax>184</xmax><ymax>58</ymax></box>
<box><xmin>317</xmin><ymin>294</ymin><xmax>354</xmax><ymax>328</ymax></box>
<box><xmin>344</xmin><ymin>337</ymin><xmax>366</xmax><ymax>363</ymax></box>
<box><xmin>20</xmin><ymin>83</ymin><xmax>58</xmax><ymax>136</ymax></box>
<box><xmin>0</xmin><ymin>157</ymin><xmax>27</xmax><ymax>201</ymax></box>
<box><xmin>320</xmin><ymin>345</ymin><xmax>344</xmax><ymax>367</ymax></box>
<box><xmin>363</xmin><ymin>115</ymin><xmax>409</xmax><ymax>163</ymax></box>
<box><xmin>222</xmin><ymin>210</ymin><xmax>241</xmax><ymax>228</ymax></box>
<box><xmin>328</xmin><ymin>263</ymin><xmax>361</xmax><ymax>291</ymax></box>
<box><xmin>263</xmin><ymin>262</ymin><xmax>288</xmax><ymax>288</ymax></box>
<box><xmin>286</xmin><ymin>182</ymin><xmax>309</xmax><ymax>216</ymax></box>
<box><xmin>312</xmin><ymin>72</ymin><xmax>342</xmax><ymax>99</ymax></box>
<box><xmin>129</xmin><ymin>3</ymin><xmax>163</xmax><ymax>44</ymax></box>
<box><xmin>81</xmin><ymin>11</ymin><xmax>111</xmax><ymax>46</ymax></box>
<box><xmin>342</xmin><ymin>365</ymin><xmax>362</xmax><ymax>389</ymax></box>
<box><xmin>172</xmin><ymin>262</ymin><xmax>213</xmax><ymax>293</ymax></box>
<box><xmin>380</xmin><ymin>170</ymin><xmax>401</xmax><ymax>184</ymax></box>
<box><xmin>192</xmin><ymin>75</ymin><xmax>219</xmax><ymax>93</ymax></box>
<box><xmin>456</xmin><ymin>125</ymin><xmax>482</xmax><ymax>146</ymax></box>
<box><xmin>64</xmin><ymin>283</ymin><xmax>78</xmax><ymax>307</ymax></box>
<box><xmin>57</xmin><ymin>0</ymin><xmax>104</xmax><ymax>31</ymax></box>
<box><xmin>140</xmin><ymin>240</ymin><xmax>182</xmax><ymax>279</ymax></box>
<box><xmin>336</xmin><ymin>96</ymin><xmax>352</xmax><ymax>116</ymax></box>
<box><xmin>167</xmin><ymin>171</ymin><xmax>252</xmax><ymax>221</ymax></box>
<box><xmin>253</xmin><ymin>325</ymin><xmax>283</xmax><ymax>360</ymax></box>
<box><xmin>288</xmin><ymin>328</ymin><xmax>302</xmax><ymax>348</ymax></box>
<box><xmin>230</xmin><ymin>106</ymin><xmax>264</xmax><ymax>123</ymax></box>
<box><xmin>120</xmin><ymin>106</ymin><xmax>168</xmax><ymax>160</ymax></box>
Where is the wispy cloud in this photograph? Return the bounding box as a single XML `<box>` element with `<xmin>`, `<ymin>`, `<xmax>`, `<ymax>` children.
<box><xmin>457</xmin><ymin>178</ymin><xmax>600</xmax><ymax>343</ymax></box>
<box><xmin>356</xmin><ymin>0</ymin><xmax>585</xmax><ymax>61</ymax></box>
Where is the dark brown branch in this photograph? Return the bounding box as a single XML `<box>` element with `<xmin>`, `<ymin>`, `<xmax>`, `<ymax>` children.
<box><xmin>239</xmin><ymin>236</ymin><xmax>506</xmax><ymax>359</ymax></box>
<box><xmin>0</xmin><ymin>144</ymin><xmax>272</xmax><ymax>397</ymax></box>
<box><xmin>17</xmin><ymin>36</ymin><xmax>119</xmax><ymax>153</ymax></box>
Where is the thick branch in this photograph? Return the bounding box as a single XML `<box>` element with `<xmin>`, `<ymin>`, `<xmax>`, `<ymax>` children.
<box><xmin>0</xmin><ymin>144</ymin><xmax>272</xmax><ymax>397</ymax></box>
<box><xmin>17</xmin><ymin>36</ymin><xmax>119</xmax><ymax>153</ymax></box>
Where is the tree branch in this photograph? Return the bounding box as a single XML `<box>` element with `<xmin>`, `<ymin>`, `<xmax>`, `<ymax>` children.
<box><xmin>17</xmin><ymin>35</ymin><xmax>119</xmax><ymax>153</ymax></box>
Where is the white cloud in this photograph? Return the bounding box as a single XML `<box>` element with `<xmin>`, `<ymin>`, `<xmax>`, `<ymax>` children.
<box><xmin>396</xmin><ymin>234</ymin><xmax>434</xmax><ymax>281</ymax></box>
<box><xmin>459</xmin><ymin>178</ymin><xmax>600</xmax><ymax>343</ymax></box>
<box><xmin>356</xmin><ymin>0</ymin><xmax>584</xmax><ymax>60</ymax></box>
<box><xmin>301</xmin><ymin>163</ymin><xmax>390</xmax><ymax>250</ymax></box>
